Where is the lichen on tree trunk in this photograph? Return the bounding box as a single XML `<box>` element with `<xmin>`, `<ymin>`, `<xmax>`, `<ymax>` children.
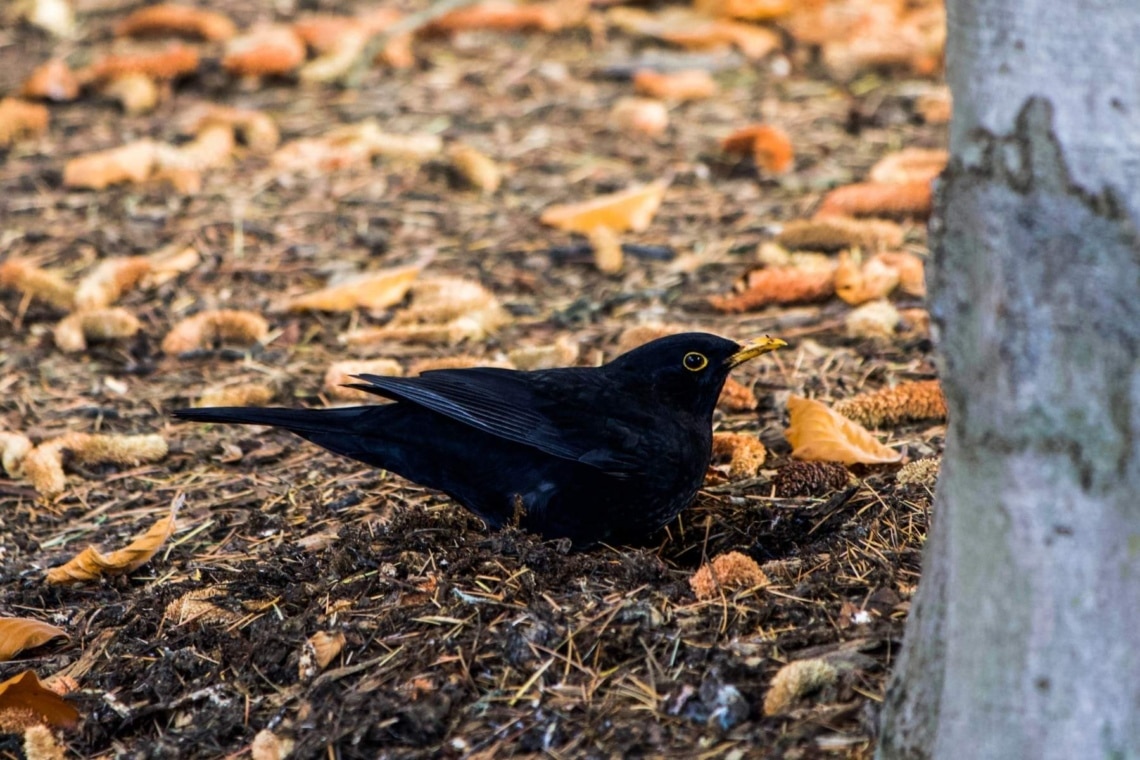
<box><xmin>878</xmin><ymin>3</ymin><xmax>1140</xmax><ymax>757</ymax></box>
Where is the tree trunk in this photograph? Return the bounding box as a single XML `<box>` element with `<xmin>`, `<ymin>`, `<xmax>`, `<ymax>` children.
<box><xmin>878</xmin><ymin>1</ymin><xmax>1140</xmax><ymax>758</ymax></box>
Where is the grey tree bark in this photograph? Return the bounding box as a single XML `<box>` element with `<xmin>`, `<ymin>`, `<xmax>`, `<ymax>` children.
<box><xmin>877</xmin><ymin>1</ymin><xmax>1140</xmax><ymax>758</ymax></box>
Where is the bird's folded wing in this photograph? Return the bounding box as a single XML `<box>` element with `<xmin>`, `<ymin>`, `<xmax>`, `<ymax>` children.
<box><xmin>348</xmin><ymin>369</ymin><xmax>643</xmax><ymax>474</ymax></box>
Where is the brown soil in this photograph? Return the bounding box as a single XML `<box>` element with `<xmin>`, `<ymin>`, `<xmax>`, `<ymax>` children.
<box><xmin>0</xmin><ymin>2</ymin><xmax>943</xmax><ymax>757</ymax></box>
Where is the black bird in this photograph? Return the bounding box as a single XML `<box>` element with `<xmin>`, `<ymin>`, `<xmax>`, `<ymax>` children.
<box><xmin>174</xmin><ymin>333</ymin><xmax>785</xmax><ymax>545</ymax></box>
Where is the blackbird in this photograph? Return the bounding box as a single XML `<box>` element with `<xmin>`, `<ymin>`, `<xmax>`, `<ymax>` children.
<box><xmin>174</xmin><ymin>333</ymin><xmax>785</xmax><ymax>545</ymax></box>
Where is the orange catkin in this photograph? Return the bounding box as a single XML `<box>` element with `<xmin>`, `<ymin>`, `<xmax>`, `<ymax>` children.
<box><xmin>709</xmin><ymin>265</ymin><xmax>835</xmax><ymax>312</ymax></box>
<box><xmin>82</xmin><ymin>44</ymin><xmax>200</xmax><ymax>82</ymax></box>
<box><xmin>832</xmin><ymin>379</ymin><xmax>947</xmax><ymax>428</ymax></box>
<box><xmin>115</xmin><ymin>4</ymin><xmax>237</xmax><ymax>41</ymax></box>
<box><xmin>632</xmin><ymin>69</ymin><xmax>718</xmax><ymax>101</ymax></box>
<box><xmin>817</xmin><ymin>180</ymin><xmax>933</xmax><ymax>219</ymax></box>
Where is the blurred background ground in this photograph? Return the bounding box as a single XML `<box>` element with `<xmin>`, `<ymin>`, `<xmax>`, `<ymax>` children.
<box><xmin>0</xmin><ymin>0</ymin><xmax>944</xmax><ymax>756</ymax></box>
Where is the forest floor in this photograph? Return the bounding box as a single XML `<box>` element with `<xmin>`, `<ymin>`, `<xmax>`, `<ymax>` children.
<box><xmin>0</xmin><ymin>0</ymin><xmax>944</xmax><ymax>757</ymax></box>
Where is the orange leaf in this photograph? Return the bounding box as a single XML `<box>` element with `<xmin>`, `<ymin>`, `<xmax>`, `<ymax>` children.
<box><xmin>784</xmin><ymin>396</ymin><xmax>901</xmax><ymax>464</ymax></box>
<box><xmin>0</xmin><ymin>620</ymin><xmax>69</xmax><ymax>662</ymax></box>
<box><xmin>285</xmin><ymin>263</ymin><xmax>421</xmax><ymax>312</ymax></box>
<box><xmin>46</xmin><ymin>498</ymin><xmax>180</xmax><ymax>585</ymax></box>
<box><xmin>540</xmin><ymin>179</ymin><xmax>668</xmax><ymax>234</ymax></box>
<box><xmin>20</xmin><ymin>59</ymin><xmax>79</xmax><ymax>102</ymax></box>
<box><xmin>721</xmin><ymin>124</ymin><xmax>794</xmax><ymax>174</ymax></box>
<box><xmin>0</xmin><ymin>671</ymin><xmax>79</xmax><ymax>730</ymax></box>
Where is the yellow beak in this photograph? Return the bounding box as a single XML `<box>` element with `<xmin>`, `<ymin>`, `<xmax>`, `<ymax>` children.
<box><xmin>727</xmin><ymin>336</ymin><xmax>787</xmax><ymax>368</ymax></box>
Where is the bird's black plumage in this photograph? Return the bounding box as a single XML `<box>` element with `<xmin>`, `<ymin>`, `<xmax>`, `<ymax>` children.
<box><xmin>174</xmin><ymin>332</ymin><xmax>785</xmax><ymax>545</ymax></box>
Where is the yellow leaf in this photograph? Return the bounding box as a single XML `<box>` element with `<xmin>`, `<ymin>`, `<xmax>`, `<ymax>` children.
<box><xmin>784</xmin><ymin>396</ymin><xmax>901</xmax><ymax>464</ymax></box>
<box><xmin>540</xmin><ymin>179</ymin><xmax>668</xmax><ymax>234</ymax></box>
<box><xmin>0</xmin><ymin>619</ymin><xmax>69</xmax><ymax>662</ymax></box>
<box><xmin>0</xmin><ymin>671</ymin><xmax>79</xmax><ymax>729</ymax></box>
<box><xmin>46</xmin><ymin>497</ymin><xmax>180</xmax><ymax>585</ymax></box>
<box><xmin>286</xmin><ymin>264</ymin><xmax>421</xmax><ymax>312</ymax></box>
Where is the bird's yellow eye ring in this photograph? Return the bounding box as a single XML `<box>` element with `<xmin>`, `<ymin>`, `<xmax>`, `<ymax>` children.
<box><xmin>683</xmin><ymin>352</ymin><xmax>709</xmax><ymax>372</ymax></box>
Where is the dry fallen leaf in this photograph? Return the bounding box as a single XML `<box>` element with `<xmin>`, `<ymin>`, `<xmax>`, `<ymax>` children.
<box><xmin>448</xmin><ymin>143</ymin><xmax>502</xmax><ymax>193</ymax></box>
<box><xmin>286</xmin><ymin>263</ymin><xmax>421</xmax><ymax>312</ymax></box>
<box><xmin>0</xmin><ymin>671</ymin><xmax>79</xmax><ymax>730</ymax></box>
<box><xmin>784</xmin><ymin>396</ymin><xmax>901</xmax><ymax>464</ymax></box>
<box><xmin>341</xmin><ymin>277</ymin><xmax>508</xmax><ymax>346</ymax></box>
<box><xmin>46</xmin><ymin>497</ymin><xmax>180</xmax><ymax>584</ymax></box>
<box><xmin>20</xmin><ymin>59</ymin><xmax>78</xmax><ymax>102</ymax></box>
<box><xmin>721</xmin><ymin>124</ymin><xmax>794</xmax><ymax>174</ymax></box>
<box><xmin>541</xmin><ymin>179</ymin><xmax>668</xmax><ymax>234</ymax></box>
<box><xmin>0</xmin><ymin>620</ymin><xmax>69</xmax><ymax>662</ymax></box>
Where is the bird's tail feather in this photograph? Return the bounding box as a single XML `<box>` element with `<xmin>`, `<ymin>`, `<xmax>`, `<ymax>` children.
<box><xmin>173</xmin><ymin>406</ymin><xmax>373</xmax><ymax>436</ymax></box>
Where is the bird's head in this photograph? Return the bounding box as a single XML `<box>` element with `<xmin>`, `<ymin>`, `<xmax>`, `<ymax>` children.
<box><xmin>606</xmin><ymin>332</ymin><xmax>786</xmax><ymax>415</ymax></box>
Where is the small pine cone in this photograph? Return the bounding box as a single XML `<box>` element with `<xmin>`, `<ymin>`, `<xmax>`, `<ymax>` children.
<box><xmin>773</xmin><ymin>461</ymin><xmax>850</xmax><ymax>497</ymax></box>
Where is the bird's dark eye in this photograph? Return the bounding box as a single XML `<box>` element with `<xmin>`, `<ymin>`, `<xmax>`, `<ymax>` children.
<box><xmin>683</xmin><ymin>352</ymin><xmax>709</xmax><ymax>372</ymax></box>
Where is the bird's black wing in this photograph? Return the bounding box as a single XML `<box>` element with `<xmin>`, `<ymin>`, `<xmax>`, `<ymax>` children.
<box><xmin>348</xmin><ymin>368</ymin><xmax>645</xmax><ymax>474</ymax></box>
